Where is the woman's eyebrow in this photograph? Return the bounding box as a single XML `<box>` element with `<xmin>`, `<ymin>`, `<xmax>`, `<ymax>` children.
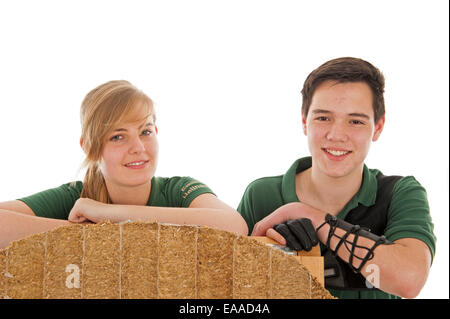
<box><xmin>112</xmin><ymin>122</ymin><xmax>154</xmax><ymax>132</ymax></box>
<box><xmin>140</xmin><ymin>122</ymin><xmax>154</xmax><ymax>129</ymax></box>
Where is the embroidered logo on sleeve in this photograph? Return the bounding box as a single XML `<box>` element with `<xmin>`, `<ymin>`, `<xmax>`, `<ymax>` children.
<box><xmin>181</xmin><ymin>181</ymin><xmax>208</xmax><ymax>199</ymax></box>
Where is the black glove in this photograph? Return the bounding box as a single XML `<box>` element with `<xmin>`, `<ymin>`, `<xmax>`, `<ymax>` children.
<box><xmin>273</xmin><ymin>218</ymin><xmax>319</xmax><ymax>251</ymax></box>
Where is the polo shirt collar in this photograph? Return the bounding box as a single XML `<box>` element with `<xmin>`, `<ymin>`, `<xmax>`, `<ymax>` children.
<box><xmin>281</xmin><ymin>157</ymin><xmax>311</xmax><ymax>203</ymax></box>
<box><xmin>281</xmin><ymin>156</ymin><xmax>377</xmax><ymax>210</ymax></box>
<box><xmin>358</xmin><ymin>164</ymin><xmax>377</xmax><ymax>207</ymax></box>
<box><xmin>147</xmin><ymin>176</ymin><xmax>157</xmax><ymax>205</ymax></box>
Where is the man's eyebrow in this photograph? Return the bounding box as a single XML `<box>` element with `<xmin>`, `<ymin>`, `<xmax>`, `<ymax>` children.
<box><xmin>311</xmin><ymin>109</ymin><xmax>370</xmax><ymax>120</ymax></box>
<box><xmin>348</xmin><ymin>113</ymin><xmax>370</xmax><ymax>119</ymax></box>
<box><xmin>311</xmin><ymin>109</ymin><xmax>332</xmax><ymax>114</ymax></box>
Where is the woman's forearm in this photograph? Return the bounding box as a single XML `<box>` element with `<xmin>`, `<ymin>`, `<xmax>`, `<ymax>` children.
<box><xmin>0</xmin><ymin>209</ymin><xmax>70</xmax><ymax>249</ymax></box>
<box><xmin>100</xmin><ymin>204</ymin><xmax>249</xmax><ymax>235</ymax></box>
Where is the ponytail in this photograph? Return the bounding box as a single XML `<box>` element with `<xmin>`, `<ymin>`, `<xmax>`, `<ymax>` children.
<box><xmin>80</xmin><ymin>162</ymin><xmax>111</xmax><ymax>203</ymax></box>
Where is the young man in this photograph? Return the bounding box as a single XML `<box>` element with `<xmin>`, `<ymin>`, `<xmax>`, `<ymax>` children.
<box><xmin>237</xmin><ymin>57</ymin><xmax>436</xmax><ymax>299</ymax></box>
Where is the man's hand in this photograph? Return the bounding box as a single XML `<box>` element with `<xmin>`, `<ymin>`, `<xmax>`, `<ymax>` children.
<box><xmin>273</xmin><ymin>218</ymin><xmax>319</xmax><ymax>251</ymax></box>
<box><xmin>251</xmin><ymin>202</ymin><xmax>325</xmax><ymax>235</ymax></box>
<box><xmin>251</xmin><ymin>202</ymin><xmax>326</xmax><ymax>248</ymax></box>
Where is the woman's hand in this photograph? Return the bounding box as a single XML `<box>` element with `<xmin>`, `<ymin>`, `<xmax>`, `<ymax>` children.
<box><xmin>68</xmin><ymin>198</ymin><xmax>110</xmax><ymax>224</ymax></box>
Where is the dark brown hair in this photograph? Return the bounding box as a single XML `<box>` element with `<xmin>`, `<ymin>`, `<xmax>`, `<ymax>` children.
<box><xmin>301</xmin><ymin>57</ymin><xmax>385</xmax><ymax>123</ymax></box>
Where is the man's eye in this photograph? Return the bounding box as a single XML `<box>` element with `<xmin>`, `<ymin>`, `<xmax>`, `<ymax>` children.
<box><xmin>350</xmin><ymin>119</ymin><xmax>364</xmax><ymax>125</ymax></box>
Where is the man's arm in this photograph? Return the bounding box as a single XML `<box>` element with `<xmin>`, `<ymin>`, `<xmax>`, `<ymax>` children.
<box><xmin>313</xmin><ymin>212</ymin><xmax>432</xmax><ymax>298</ymax></box>
<box><xmin>253</xmin><ymin>202</ymin><xmax>432</xmax><ymax>298</ymax></box>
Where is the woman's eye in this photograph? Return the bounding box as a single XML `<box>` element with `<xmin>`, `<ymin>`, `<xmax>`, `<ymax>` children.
<box><xmin>316</xmin><ymin>116</ymin><xmax>329</xmax><ymax>121</ymax></box>
<box><xmin>110</xmin><ymin>135</ymin><xmax>123</xmax><ymax>141</ymax></box>
<box><xmin>142</xmin><ymin>129</ymin><xmax>153</xmax><ymax>136</ymax></box>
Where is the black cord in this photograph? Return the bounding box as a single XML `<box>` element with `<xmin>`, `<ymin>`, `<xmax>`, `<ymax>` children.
<box><xmin>316</xmin><ymin>214</ymin><xmax>388</xmax><ymax>273</ymax></box>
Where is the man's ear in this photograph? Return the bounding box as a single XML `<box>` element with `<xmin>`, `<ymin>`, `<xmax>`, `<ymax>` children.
<box><xmin>372</xmin><ymin>116</ymin><xmax>385</xmax><ymax>142</ymax></box>
<box><xmin>302</xmin><ymin>113</ymin><xmax>307</xmax><ymax>136</ymax></box>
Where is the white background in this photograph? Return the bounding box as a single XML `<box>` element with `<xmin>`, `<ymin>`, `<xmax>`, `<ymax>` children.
<box><xmin>0</xmin><ymin>0</ymin><xmax>448</xmax><ymax>298</ymax></box>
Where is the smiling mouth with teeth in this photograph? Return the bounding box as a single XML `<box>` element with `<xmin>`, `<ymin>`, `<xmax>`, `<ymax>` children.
<box><xmin>323</xmin><ymin>148</ymin><xmax>352</xmax><ymax>156</ymax></box>
<box><xmin>125</xmin><ymin>161</ymin><xmax>148</xmax><ymax>167</ymax></box>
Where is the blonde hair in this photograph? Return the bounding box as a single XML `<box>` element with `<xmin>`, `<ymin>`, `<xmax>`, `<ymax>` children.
<box><xmin>78</xmin><ymin>80</ymin><xmax>155</xmax><ymax>203</ymax></box>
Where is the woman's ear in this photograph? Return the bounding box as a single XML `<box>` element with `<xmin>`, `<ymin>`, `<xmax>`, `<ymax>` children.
<box><xmin>80</xmin><ymin>138</ymin><xmax>87</xmax><ymax>154</ymax></box>
<box><xmin>155</xmin><ymin>125</ymin><xmax>158</xmax><ymax>134</ymax></box>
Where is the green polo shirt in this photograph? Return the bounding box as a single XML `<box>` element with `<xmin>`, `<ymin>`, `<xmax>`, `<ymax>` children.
<box><xmin>18</xmin><ymin>176</ymin><xmax>214</xmax><ymax>220</ymax></box>
<box><xmin>237</xmin><ymin>157</ymin><xmax>436</xmax><ymax>299</ymax></box>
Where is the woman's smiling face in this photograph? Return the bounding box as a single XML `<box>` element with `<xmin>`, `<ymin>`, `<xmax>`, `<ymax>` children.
<box><xmin>303</xmin><ymin>80</ymin><xmax>385</xmax><ymax>179</ymax></box>
<box><xmin>99</xmin><ymin>109</ymin><xmax>158</xmax><ymax>190</ymax></box>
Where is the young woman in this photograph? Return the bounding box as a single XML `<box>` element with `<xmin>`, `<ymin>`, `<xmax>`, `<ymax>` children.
<box><xmin>0</xmin><ymin>80</ymin><xmax>248</xmax><ymax>248</ymax></box>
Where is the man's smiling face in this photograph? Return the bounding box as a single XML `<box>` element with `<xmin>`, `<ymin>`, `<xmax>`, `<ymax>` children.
<box><xmin>303</xmin><ymin>80</ymin><xmax>385</xmax><ymax>179</ymax></box>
